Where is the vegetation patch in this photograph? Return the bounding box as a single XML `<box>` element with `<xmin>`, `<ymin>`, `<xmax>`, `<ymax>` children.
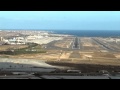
<box><xmin>0</xmin><ymin>43</ymin><xmax>46</xmax><ymax>55</ymax></box>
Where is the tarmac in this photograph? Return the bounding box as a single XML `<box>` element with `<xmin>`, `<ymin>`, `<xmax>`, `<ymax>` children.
<box><xmin>0</xmin><ymin>58</ymin><xmax>57</xmax><ymax>72</ymax></box>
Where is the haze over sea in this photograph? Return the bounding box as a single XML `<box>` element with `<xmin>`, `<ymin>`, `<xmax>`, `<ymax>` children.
<box><xmin>1</xmin><ymin>29</ymin><xmax>120</xmax><ymax>37</ymax></box>
<box><xmin>50</xmin><ymin>30</ymin><xmax>120</xmax><ymax>37</ymax></box>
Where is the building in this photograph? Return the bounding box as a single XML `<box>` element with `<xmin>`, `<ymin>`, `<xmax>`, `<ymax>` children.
<box><xmin>26</xmin><ymin>35</ymin><xmax>43</xmax><ymax>40</ymax></box>
<box><xmin>8</xmin><ymin>37</ymin><xmax>26</xmax><ymax>45</ymax></box>
<box><xmin>0</xmin><ymin>37</ymin><xmax>3</xmax><ymax>41</ymax></box>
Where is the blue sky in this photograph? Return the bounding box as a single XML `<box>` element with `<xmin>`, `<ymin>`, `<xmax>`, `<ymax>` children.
<box><xmin>0</xmin><ymin>11</ymin><xmax>120</xmax><ymax>30</ymax></box>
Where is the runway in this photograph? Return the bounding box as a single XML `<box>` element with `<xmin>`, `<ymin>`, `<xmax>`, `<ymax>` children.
<box><xmin>72</xmin><ymin>37</ymin><xmax>80</xmax><ymax>50</ymax></box>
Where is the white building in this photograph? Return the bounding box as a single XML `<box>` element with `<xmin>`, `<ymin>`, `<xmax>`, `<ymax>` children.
<box><xmin>26</xmin><ymin>35</ymin><xmax>43</xmax><ymax>40</ymax></box>
<box><xmin>8</xmin><ymin>37</ymin><xmax>25</xmax><ymax>45</ymax></box>
<box><xmin>0</xmin><ymin>37</ymin><xmax>5</xmax><ymax>41</ymax></box>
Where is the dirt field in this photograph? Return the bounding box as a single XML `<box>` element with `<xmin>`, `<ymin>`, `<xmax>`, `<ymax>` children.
<box><xmin>113</xmin><ymin>53</ymin><xmax>120</xmax><ymax>59</ymax></box>
<box><xmin>69</xmin><ymin>51</ymin><xmax>81</xmax><ymax>58</ymax></box>
<box><xmin>9</xmin><ymin>50</ymin><xmax>72</xmax><ymax>60</ymax></box>
<box><xmin>60</xmin><ymin>51</ymin><xmax>72</xmax><ymax>59</ymax></box>
<box><xmin>92</xmin><ymin>52</ymin><xmax>116</xmax><ymax>58</ymax></box>
<box><xmin>6</xmin><ymin>49</ymin><xmax>120</xmax><ymax>66</ymax></box>
<box><xmin>46</xmin><ymin>61</ymin><xmax>120</xmax><ymax>73</ymax></box>
<box><xmin>79</xmin><ymin>52</ymin><xmax>116</xmax><ymax>58</ymax></box>
<box><xmin>1</xmin><ymin>37</ymin><xmax>120</xmax><ymax>66</ymax></box>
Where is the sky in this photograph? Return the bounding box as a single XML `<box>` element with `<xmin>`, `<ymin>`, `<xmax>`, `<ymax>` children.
<box><xmin>0</xmin><ymin>11</ymin><xmax>120</xmax><ymax>30</ymax></box>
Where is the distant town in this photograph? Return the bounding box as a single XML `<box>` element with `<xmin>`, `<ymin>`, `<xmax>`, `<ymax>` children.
<box><xmin>0</xmin><ymin>30</ymin><xmax>72</xmax><ymax>45</ymax></box>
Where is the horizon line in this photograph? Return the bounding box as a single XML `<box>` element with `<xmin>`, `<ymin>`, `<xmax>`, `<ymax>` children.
<box><xmin>0</xmin><ymin>29</ymin><xmax>120</xmax><ymax>31</ymax></box>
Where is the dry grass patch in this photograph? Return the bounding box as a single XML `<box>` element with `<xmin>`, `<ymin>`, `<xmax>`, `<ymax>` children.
<box><xmin>0</xmin><ymin>45</ymin><xmax>28</xmax><ymax>51</ymax></box>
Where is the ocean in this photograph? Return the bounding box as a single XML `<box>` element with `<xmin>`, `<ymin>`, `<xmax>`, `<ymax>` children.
<box><xmin>50</xmin><ymin>30</ymin><xmax>120</xmax><ymax>37</ymax></box>
<box><xmin>1</xmin><ymin>29</ymin><xmax>120</xmax><ymax>37</ymax></box>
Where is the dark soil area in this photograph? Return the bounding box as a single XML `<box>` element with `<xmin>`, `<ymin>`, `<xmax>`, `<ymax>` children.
<box><xmin>46</xmin><ymin>61</ymin><xmax>120</xmax><ymax>73</ymax></box>
<box><xmin>0</xmin><ymin>71</ymin><xmax>13</xmax><ymax>75</ymax></box>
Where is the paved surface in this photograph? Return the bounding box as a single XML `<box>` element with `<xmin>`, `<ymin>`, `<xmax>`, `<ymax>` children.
<box><xmin>40</xmin><ymin>75</ymin><xmax>110</xmax><ymax>79</ymax></box>
<box><xmin>0</xmin><ymin>58</ymin><xmax>57</xmax><ymax>72</ymax></box>
<box><xmin>72</xmin><ymin>37</ymin><xmax>80</xmax><ymax>49</ymax></box>
<box><xmin>1</xmin><ymin>74</ymin><xmax>120</xmax><ymax>79</ymax></box>
<box><xmin>45</xmin><ymin>37</ymin><xmax>82</xmax><ymax>51</ymax></box>
<box><xmin>92</xmin><ymin>38</ymin><xmax>120</xmax><ymax>52</ymax></box>
<box><xmin>44</xmin><ymin>38</ymin><xmax>74</xmax><ymax>51</ymax></box>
